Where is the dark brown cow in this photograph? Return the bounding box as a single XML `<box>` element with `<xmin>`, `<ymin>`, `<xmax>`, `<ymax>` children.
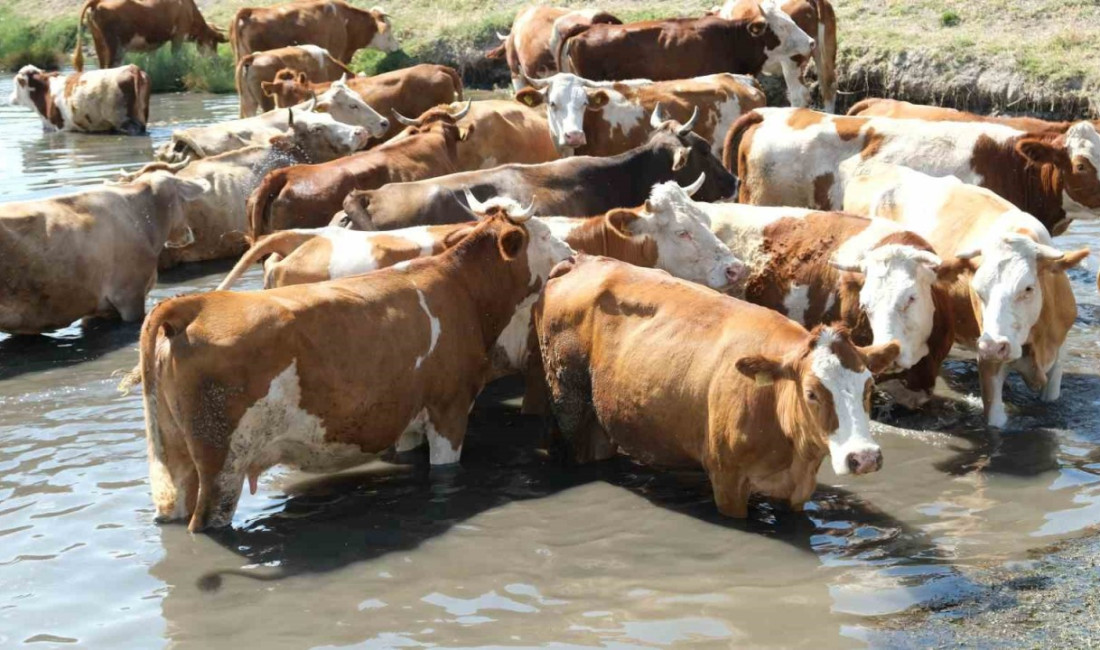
<box><xmin>532</xmin><ymin>255</ymin><xmax>898</xmax><ymax>517</ymax></box>
<box><xmin>230</xmin><ymin>0</ymin><xmax>397</xmax><ymax>63</ymax></box>
<box><xmin>72</xmin><ymin>0</ymin><xmax>225</xmax><ymax>72</ymax></box>
<box><xmin>847</xmin><ymin>98</ymin><xmax>1100</xmax><ymax>134</ymax></box>
<box><xmin>236</xmin><ymin>45</ymin><xmax>355</xmax><ymax>117</ymax></box>
<box><xmin>9</xmin><ymin>64</ymin><xmax>149</xmax><ymax>135</ymax></box>
<box><xmin>260</xmin><ymin>64</ymin><xmax>464</xmax><ymax>142</ymax></box>
<box><xmin>485</xmin><ymin>6</ymin><xmax>622</xmax><ymax>91</ymax></box>
<box><xmin>247</xmin><ymin>103</ymin><xmax>474</xmax><ymax>237</ymax></box>
<box><xmin>336</xmin><ymin>120</ymin><xmax>739</xmax><ymax>230</ymax></box>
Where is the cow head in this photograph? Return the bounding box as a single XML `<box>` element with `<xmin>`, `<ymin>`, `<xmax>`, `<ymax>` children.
<box><xmin>262</xmin><ymin>69</ymin><xmax>313</xmax><ymax>108</ymax></box>
<box><xmin>311</xmin><ymin>75</ymin><xmax>389</xmax><ymax>137</ymax></box>
<box><xmin>962</xmin><ymin>232</ymin><xmax>1088</xmax><ymax>362</ymax></box>
<box><xmin>647</xmin><ymin>109</ymin><xmax>739</xmax><ymax>201</ymax></box>
<box><xmin>1017</xmin><ymin>123</ymin><xmax>1100</xmax><ymax>222</ymax></box>
<box><xmin>269</xmin><ymin>107</ymin><xmax>373</xmax><ymax>162</ymax></box>
<box><xmin>609</xmin><ymin>176</ymin><xmax>744</xmax><ymax>290</ymax></box>
<box><xmin>747</xmin><ymin>0</ymin><xmax>814</xmax><ymax>63</ymax></box>
<box><xmin>368</xmin><ymin>7</ymin><xmax>400</xmax><ymax>53</ymax></box>
<box><xmin>736</xmin><ymin>326</ymin><xmax>899</xmax><ymax>476</ymax></box>
<box><xmin>515</xmin><ymin>73</ymin><xmax>627</xmax><ymax>155</ymax></box>
<box><xmin>390</xmin><ymin>101</ymin><xmax>474</xmax><ymax>148</ymax></box>
<box><xmin>8</xmin><ymin>65</ymin><xmax>49</xmax><ymax>111</ymax></box>
<box><xmin>141</xmin><ymin>170</ymin><xmax>211</xmax><ymax>249</ymax></box>
<box><xmin>830</xmin><ymin>244</ymin><xmax>962</xmax><ymax>370</ymax></box>
<box><xmin>192</xmin><ymin>20</ymin><xmax>228</xmax><ymax>53</ymax></box>
<box><xmin>463</xmin><ymin>191</ymin><xmax>574</xmax><ymax>289</ymax></box>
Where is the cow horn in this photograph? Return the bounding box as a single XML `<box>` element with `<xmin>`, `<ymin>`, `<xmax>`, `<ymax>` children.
<box><xmin>338</xmin><ymin>73</ymin><xmax>348</xmax><ymax>84</ymax></box>
<box><xmin>677</xmin><ymin>107</ymin><xmax>699</xmax><ymax>135</ymax></box>
<box><xmin>1035</xmin><ymin>243</ymin><xmax>1066</xmax><ymax>261</ymax></box>
<box><xmin>463</xmin><ymin>188</ymin><xmax>487</xmax><ymax>214</ymax></box>
<box><xmin>955</xmin><ymin>248</ymin><xmax>981</xmax><ymax>260</ymax></box>
<box><xmin>523</xmin><ymin>68</ymin><xmax>551</xmax><ymax>88</ymax></box>
<box><xmin>167</xmin><ymin>156</ymin><xmax>191</xmax><ymax>173</ymax></box>
<box><xmin>509</xmin><ymin>200</ymin><xmax>535</xmax><ymax>222</ymax></box>
<box><xmin>306</xmin><ymin>91</ymin><xmax>318</xmax><ymax>112</ymax></box>
<box><xmin>649</xmin><ymin>103</ymin><xmax>668</xmax><ymax>129</ymax></box>
<box><xmin>680</xmin><ymin>172</ymin><xmax>706</xmax><ymax>197</ymax></box>
<box><xmin>392</xmin><ymin>109</ymin><xmax>421</xmax><ymax>127</ymax></box>
<box><xmin>496</xmin><ymin>31</ymin><xmax>509</xmax><ymax>42</ymax></box>
<box><xmin>829</xmin><ymin>258</ymin><xmax>863</xmax><ymax>273</ymax></box>
<box><xmin>449</xmin><ymin>100</ymin><xmax>472</xmax><ymax>120</ymax></box>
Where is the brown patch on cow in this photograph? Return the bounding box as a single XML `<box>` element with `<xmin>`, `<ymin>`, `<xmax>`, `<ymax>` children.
<box><xmin>860</xmin><ymin>128</ymin><xmax>884</xmax><ymax>160</ymax></box>
<box><xmin>813</xmin><ymin>173</ymin><xmax>834</xmax><ymax>210</ymax></box>
<box><xmin>786</xmin><ymin>108</ymin><xmax>825</xmax><ymax>130</ymax></box>
<box><xmin>833</xmin><ymin>116</ymin><xmax>865</xmax><ymax>142</ymax></box>
<box><xmin>969</xmin><ymin>133</ymin><xmax>1069</xmax><ymax>234</ymax></box>
<box><xmin>370</xmin><ymin>234</ymin><xmax>425</xmax><ymax>267</ymax></box>
<box><xmin>1064</xmin><ymin>157</ymin><xmax>1100</xmax><ymax>209</ymax></box>
<box><xmin>63</xmin><ymin>73</ymin><xmax>83</xmax><ymax>99</ymax></box>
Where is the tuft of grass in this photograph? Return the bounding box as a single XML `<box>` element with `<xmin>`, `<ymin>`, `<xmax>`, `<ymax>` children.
<box><xmin>940</xmin><ymin>10</ymin><xmax>961</xmax><ymax>27</ymax></box>
<box><xmin>0</xmin><ymin>12</ymin><xmax>78</xmax><ymax>72</ymax></box>
<box><xmin>125</xmin><ymin>43</ymin><xmax>236</xmax><ymax>94</ymax></box>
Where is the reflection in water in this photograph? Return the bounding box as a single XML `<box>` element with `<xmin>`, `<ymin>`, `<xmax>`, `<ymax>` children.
<box><xmin>1</xmin><ymin>70</ymin><xmax>1100</xmax><ymax>647</ymax></box>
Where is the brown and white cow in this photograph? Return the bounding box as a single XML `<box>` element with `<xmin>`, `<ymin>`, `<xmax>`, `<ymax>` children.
<box><xmin>338</xmin><ymin>119</ymin><xmax>739</xmax><ymax>230</ymax></box>
<box><xmin>485</xmin><ymin>6</ymin><xmax>623</xmax><ymax>91</ymax></box>
<box><xmin>532</xmin><ymin>255</ymin><xmax>899</xmax><ymax>516</ymax></box>
<box><xmin>558</xmin><ymin>2</ymin><xmax>813</xmax><ymax>102</ymax></box>
<box><xmin>236</xmin><ymin>45</ymin><xmax>355</xmax><ymax>117</ymax></box>
<box><xmin>154</xmin><ymin>91</ymin><xmax>378</xmax><ymax>163</ymax></box>
<box><xmin>847</xmin><ymin>98</ymin><xmax>1100</xmax><ymax>135</ymax></box>
<box><xmin>137</xmin><ymin>209</ymin><xmax>572</xmax><ymax>531</ymax></box>
<box><xmin>0</xmin><ymin>172</ymin><xmax>208</xmax><ymax>334</ymax></box>
<box><xmin>717</xmin><ymin>0</ymin><xmax>837</xmax><ymax>111</ymax></box>
<box><xmin>514</xmin><ymin>72</ymin><xmax>765</xmax><ymax>157</ymax></box>
<box><xmin>230</xmin><ymin>0</ymin><xmax>398</xmax><ymax>63</ymax></box>
<box><xmin>697</xmin><ymin>202</ymin><xmax>959</xmax><ymax>407</ymax></box>
<box><xmin>259</xmin><ymin>64</ymin><xmax>464</xmax><ymax>143</ymax></box>
<box><xmin>72</xmin><ymin>0</ymin><xmax>226</xmax><ymax>72</ymax></box>
<box><xmin>726</xmin><ymin>107</ymin><xmax>1100</xmax><ymax>235</ymax></box>
<box><xmin>844</xmin><ymin>165</ymin><xmax>1089</xmax><ymax>427</ymax></box>
<box><xmin>9</xmin><ymin>64</ymin><xmax>149</xmax><ymax>135</ymax></box>
<box><xmin>247</xmin><ymin>103</ymin><xmax>474</xmax><ymax>237</ymax></box>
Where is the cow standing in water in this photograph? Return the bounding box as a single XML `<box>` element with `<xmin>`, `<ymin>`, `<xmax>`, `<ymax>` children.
<box><xmin>9</xmin><ymin>64</ymin><xmax>150</xmax><ymax>135</ymax></box>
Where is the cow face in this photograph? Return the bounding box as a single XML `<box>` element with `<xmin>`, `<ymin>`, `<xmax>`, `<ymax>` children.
<box><xmin>369</xmin><ymin>9</ymin><xmax>400</xmax><ymax>53</ymax></box>
<box><xmin>315</xmin><ymin>77</ymin><xmax>389</xmax><ymax>137</ymax></box>
<box><xmin>737</xmin><ymin>327</ymin><xmax>899</xmax><ymax>476</ymax></box>
<box><xmin>617</xmin><ymin>178</ymin><xmax>744</xmax><ymax>290</ymax></box>
<box><xmin>515</xmin><ymin>73</ymin><xmax>617</xmax><ymax>153</ymax></box>
<box><xmin>8</xmin><ymin>65</ymin><xmax>45</xmax><ymax>109</ymax></box>
<box><xmin>1017</xmin><ymin>124</ymin><xmax>1100</xmax><ymax>222</ymax></box>
<box><xmin>465</xmin><ymin>194</ymin><xmax>574</xmax><ymax>287</ymax></box>
<box><xmin>967</xmin><ymin>233</ymin><xmax>1088</xmax><ymax>362</ymax></box>
<box><xmin>757</xmin><ymin>0</ymin><xmax>814</xmax><ymax>62</ymax></box>
<box><xmin>649</xmin><ymin>122</ymin><xmax>739</xmax><ymax>201</ymax></box>
<box><xmin>269</xmin><ymin>109</ymin><xmax>372</xmax><ymax>161</ymax></box>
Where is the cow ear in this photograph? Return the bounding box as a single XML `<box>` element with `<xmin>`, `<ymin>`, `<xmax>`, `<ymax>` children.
<box><xmin>260</xmin><ymin>81</ymin><xmax>277</xmax><ymax>97</ymax></box>
<box><xmin>515</xmin><ymin>88</ymin><xmax>544</xmax><ymax>108</ymax></box>
<box><xmin>499</xmin><ymin>226</ymin><xmax>528</xmax><ymax>260</ymax></box>
<box><xmin>858</xmin><ymin>341</ymin><xmax>901</xmax><ymax>374</ymax></box>
<box><xmin>735</xmin><ymin>355</ymin><xmax>792</xmax><ymax>384</ymax></box>
<box><xmin>458</xmin><ymin>124</ymin><xmax>474</xmax><ymax>141</ymax></box>
<box><xmin>587</xmin><ymin>90</ymin><xmax>610</xmax><ymax>110</ymax></box>
<box><xmin>1016</xmin><ymin>138</ymin><xmax>1069</xmax><ymax>167</ymax></box>
<box><xmin>176</xmin><ymin>178</ymin><xmax>210</xmax><ymax>202</ymax></box>
<box><xmin>934</xmin><ymin>256</ymin><xmax>974</xmax><ymax>284</ymax></box>
<box><xmin>443</xmin><ymin>225</ymin><xmax>476</xmax><ymax>248</ymax></box>
<box><xmin>297</xmin><ymin>71</ymin><xmax>307</xmax><ymax>84</ymax></box>
<box><xmin>606</xmin><ymin>208</ymin><xmax>642</xmax><ymax>237</ymax></box>
<box><xmin>748</xmin><ymin>19</ymin><xmax>767</xmax><ymax>37</ymax></box>
<box><xmin>1045</xmin><ymin>247</ymin><xmax>1090</xmax><ymax>272</ymax></box>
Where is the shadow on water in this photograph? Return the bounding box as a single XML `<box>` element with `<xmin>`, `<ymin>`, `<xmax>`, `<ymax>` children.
<box><xmin>0</xmin><ymin>319</ymin><xmax>141</xmax><ymax>382</ymax></box>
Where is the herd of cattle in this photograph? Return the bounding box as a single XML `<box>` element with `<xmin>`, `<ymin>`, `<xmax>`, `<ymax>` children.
<box><xmin>3</xmin><ymin>0</ymin><xmax>1099</xmax><ymax>532</ymax></box>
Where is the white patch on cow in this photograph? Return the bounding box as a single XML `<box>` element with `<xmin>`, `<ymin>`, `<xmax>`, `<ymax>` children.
<box><xmin>393</xmin><ymin>260</ymin><xmax>412</xmax><ymax>272</ymax></box>
<box><xmin>48</xmin><ymin>75</ymin><xmax>74</xmax><ymax>127</ymax></box>
<box><xmin>299</xmin><ymin>44</ymin><xmax>329</xmax><ymax>68</ymax></box>
<box><xmin>783</xmin><ymin>284</ymin><xmax>811</xmax><ymax>323</ymax></box>
<box><xmin>708</xmin><ymin>96</ymin><xmax>743</xmax><ymax>158</ymax></box>
<box><xmin>492</xmin><ymin>292</ymin><xmax>541</xmax><ymax>372</ymax></box>
<box><xmin>760</xmin><ymin>0</ymin><xmax>814</xmax><ymax>60</ymax></box>
<box><xmin>396</xmin><ymin>409</ymin><xmax>428</xmax><ymax>452</ymax></box>
<box><xmin>854</xmin><ymin>244</ymin><xmax>938</xmax><ymax>369</ymax></box>
<box><xmin>601</xmin><ymin>91</ymin><xmax>646</xmax><ymax>140</ymax></box>
<box><xmin>413</xmin><ymin>290</ymin><xmax>441</xmax><ymax>369</ymax></box>
<box><xmin>400</xmin><ymin>225</ymin><xmax>439</xmax><ymax>256</ymax></box>
<box><xmin>323</xmin><ymin>228</ymin><xmax>379</xmax><ymax>279</ymax></box>
<box><xmin>984</xmin><ymin>363</ymin><xmax>1009</xmax><ymax>428</ymax></box>
<box><xmin>426</xmin><ymin>419</ymin><xmax>462</xmax><ymax>465</ymax></box>
<box><xmin>312</xmin><ymin>82</ymin><xmax>387</xmax><ymax>137</ymax></box>
<box><xmin>809</xmin><ymin>329</ymin><xmax>877</xmax><ymax>476</ymax></box>
<box><xmin>971</xmin><ymin>234</ymin><xmax>1046</xmax><ymax>362</ymax></box>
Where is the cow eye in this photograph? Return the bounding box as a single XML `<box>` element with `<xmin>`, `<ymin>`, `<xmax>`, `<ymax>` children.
<box><xmin>677</xmin><ymin>230</ymin><xmax>691</xmax><ymax>239</ymax></box>
<box><xmin>549</xmin><ymin>102</ymin><xmax>557</xmax><ymax>109</ymax></box>
<box><xmin>805</xmin><ymin>389</ymin><xmax>818</xmax><ymax>402</ymax></box>
<box><xmin>1075</xmin><ymin>163</ymin><xmax>1087</xmax><ymax>173</ymax></box>
<box><xmin>1022</xmin><ymin>285</ymin><xmax>1035</xmax><ymax>297</ymax></box>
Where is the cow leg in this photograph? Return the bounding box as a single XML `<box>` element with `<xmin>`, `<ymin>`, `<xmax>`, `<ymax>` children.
<box><xmin>707</xmin><ymin>467</ymin><xmax>751</xmax><ymax>518</ymax></box>
<box><xmin>978</xmin><ymin>359</ymin><xmax>1010</xmax><ymax>428</ymax></box>
<box><xmin>425</xmin><ymin>403</ymin><xmax>467</xmax><ymax>466</ymax></box>
<box><xmin>780</xmin><ymin>59</ymin><xmax>812</xmax><ymax>109</ymax></box>
<box><xmin>1041</xmin><ymin>353</ymin><xmax>1064</xmax><ymax>402</ymax></box>
<box><xmin>149</xmin><ymin>419</ymin><xmax>200</xmax><ymax>524</ymax></box>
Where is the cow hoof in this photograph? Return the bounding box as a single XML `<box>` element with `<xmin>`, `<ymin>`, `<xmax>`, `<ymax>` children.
<box><xmin>986</xmin><ymin>407</ymin><xmax>1008</xmax><ymax>429</ymax></box>
<box><xmin>1041</xmin><ymin>383</ymin><xmax>1061</xmax><ymax>403</ymax></box>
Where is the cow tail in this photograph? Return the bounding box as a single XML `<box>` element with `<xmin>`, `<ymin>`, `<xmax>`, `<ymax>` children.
<box><xmin>135</xmin><ymin>67</ymin><xmax>150</xmax><ymax>129</ymax></box>
<box><xmin>722</xmin><ymin>111</ymin><xmax>764</xmax><ymax>173</ymax></box>
<box><xmin>216</xmin><ymin>230</ymin><xmax>317</xmax><ymax>290</ymax></box>
<box><xmin>814</xmin><ymin>0</ymin><xmax>838</xmax><ymax>112</ymax></box>
<box><xmin>229</xmin><ymin>9</ymin><xmax>249</xmax><ymax>62</ymax></box>
<box><xmin>73</xmin><ymin>0</ymin><xmax>95</xmax><ymax>72</ymax></box>
<box><xmin>132</xmin><ymin>299</ymin><xmax>196</xmax><ymax>463</ymax></box>
<box><xmin>442</xmin><ymin>66</ymin><xmax>463</xmax><ymax>102</ymax></box>
<box><xmin>234</xmin><ymin>56</ymin><xmax>252</xmax><ymax>118</ymax></box>
<box><xmin>247</xmin><ymin>171</ymin><xmax>287</xmax><ymax>241</ymax></box>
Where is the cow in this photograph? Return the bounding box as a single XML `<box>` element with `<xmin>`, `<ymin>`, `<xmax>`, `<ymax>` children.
<box><xmin>437</xmin><ymin>99</ymin><xmax>558</xmax><ymax>170</ymax></box>
<box><xmin>717</xmin><ymin>0</ymin><xmax>837</xmax><ymax>111</ymax></box>
<box><xmin>72</xmin><ymin>0</ymin><xmax>226</xmax><ymax>72</ymax></box>
<box><xmin>532</xmin><ymin>255</ymin><xmax>899</xmax><ymax>517</ymax></box>
<box><xmin>9</xmin><ymin>64</ymin><xmax>149</xmax><ymax>135</ymax></box>
<box><xmin>515</xmin><ymin>72</ymin><xmax>765</xmax><ymax>157</ymax></box>
<box><xmin>337</xmin><ymin>118</ymin><xmax>739</xmax><ymax>230</ymax></box>
<box><xmin>725</xmin><ymin>107</ymin><xmax>1100</xmax><ymax>236</ymax></box>
<box><xmin>229</xmin><ymin>0</ymin><xmax>398</xmax><ymax>64</ymax></box>
<box><xmin>557</xmin><ymin>2</ymin><xmax>813</xmax><ymax>104</ymax></box>
<box><xmin>154</xmin><ymin>90</ymin><xmax>379</xmax><ymax>163</ymax></box>
<box><xmin>847</xmin><ymin>98</ymin><xmax>1100</xmax><ymax>135</ymax></box>
<box><xmin>696</xmin><ymin>202</ymin><xmax>960</xmax><ymax>407</ymax></box>
<box><xmin>259</xmin><ymin>64</ymin><xmax>464</xmax><ymax>142</ymax></box>
<box><xmin>236</xmin><ymin>45</ymin><xmax>356</xmax><ymax>117</ymax></box>
<box><xmin>136</xmin><ymin>207</ymin><xmax>573</xmax><ymax>532</ymax></box>
<box><xmin>246</xmin><ymin>103</ymin><xmax>475</xmax><ymax>237</ymax></box>
<box><xmin>0</xmin><ymin>172</ymin><xmax>209</xmax><ymax>334</ymax></box>
<box><xmin>485</xmin><ymin>6</ymin><xmax>623</xmax><ymax>91</ymax></box>
<box><xmin>843</xmin><ymin>165</ymin><xmax>1089</xmax><ymax>428</ymax></box>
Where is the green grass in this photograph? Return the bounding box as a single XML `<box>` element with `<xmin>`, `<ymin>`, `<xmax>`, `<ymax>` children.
<box><xmin>940</xmin><ymin>10</ymin><xmax>961</xmax><ymax>27</ymax></box>
<box><xmin>124</xmin><ymin>43</ymin><xmax>236</xmax><ymax>94</ymax></box>
<box><xmin>0</xmin><ymin>10</ymin><xmax>78</xmax><ymax>71</ymax></box>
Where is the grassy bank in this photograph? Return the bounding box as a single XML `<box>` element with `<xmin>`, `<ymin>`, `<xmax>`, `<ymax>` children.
<box><xmin>3</xmin><ymin>0</ymin><xmax>1099</xmax><ymax>116</ymax></box>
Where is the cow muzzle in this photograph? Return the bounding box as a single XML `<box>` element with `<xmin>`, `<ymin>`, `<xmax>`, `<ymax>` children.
<box><xmin>562</xmin><ymin>131</ymin><xmax>586</xmax><ymax>148</ymax></box>
<box><xmin>977</xmin><ymin>335</ymin><xmax>1014</xmax><ymax>362</ymax></box>
<box><xmin>846</xmin><ymin>448</ymin><xmax>883</xmax><ymax>475</ymax></box>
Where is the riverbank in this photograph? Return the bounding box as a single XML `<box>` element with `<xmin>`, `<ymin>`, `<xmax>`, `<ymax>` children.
<box><xmin>3</xmin><ymin>0</ymin><xmax>1098</xmax><ymax>115</ymax></box>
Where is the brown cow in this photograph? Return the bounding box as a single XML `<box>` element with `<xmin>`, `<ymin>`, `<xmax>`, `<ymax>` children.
<box><xmin>725</xmin><ymin>107</ymin><xmax>1100</xmax><ymax>236</ymax></box>
<box><xmin>847</xmin><ymin>98</ymin><xmax>1100</xmax><ymax>134</ymax></box>
<box><xmin>72</xmin><ymin>0</ymin><xmax>225</xmax><ymax>72</ymax></box>
<box><xmin>718</xmin><ymin>0</ymin><xmax>836</xmax><ymax>111</ymax></box>
<box><xmin>442</xmin><ymin>99</ymin><xmax>559</xmax><ymax>170</ymax></box>
<box><xmin>260</xmin><ymin>64</ymin><xmax>464</xmax><ymax>142</ymax></box>
<box><xmin>236</xmin><ymin>45</ymin><xmax>355</xmax><ymax>117</ymax></box>
<box><xmin>532</xmin><ymin>255</ymin><xmax>899</xmax><ymax>517</ymax></box>
<box><xmin>486</xmin><ymin>6</ymin><xmax>623</xmax><ymax>91</ymax></box>
<box><xmin>137</xmin><ymin>209</ymin><xmax>572</xmax><ymax>531</ymax></box>
<box><xmin>9</xmin><ymin>64</ymin><xmax>149</xmax><ymax>135</ymax></box>
<box><xmin>247</xmin><ymin>103</ymin><xmax>474</xmax><ymax>237</ymax></box>
<box><xmin>230</xmin><ymin>0</ymin><xmax>398</xmax><ymax>63</ymax></box>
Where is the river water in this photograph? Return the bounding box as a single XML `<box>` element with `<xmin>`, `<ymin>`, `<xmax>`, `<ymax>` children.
<box><xmin>1</xmin><ymin>73</ymin><xmax>1100</xmax><ymax>648</ymax></box>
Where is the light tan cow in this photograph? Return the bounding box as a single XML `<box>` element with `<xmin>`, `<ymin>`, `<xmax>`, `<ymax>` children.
<box><xmin>844</xmin><ymin>165</ymin><xmax>1089</xmax><ymax>427</ymax></box>
<box><xmin>0</xmin><ymin>172</ymin><xmax>208</xmax><ymax>334</ymax></box>
<box><xmin>9</xmin><ymin>64</ymin><xmax>149</xmax><ymax>135</ymax></box>
<box><xmin>236</xmin><ymin>45</ymin><xmax>356</xmax><ymax>117</ymax></box>
<box><xmin>229</xmin><ymin>0</ymin><xmax>398</xmax><ymax>63</ymax></box>
<box><xmin>137</xmin><ymin>209</ymin><xmax>572</xmax><ymax>531</ymax></box>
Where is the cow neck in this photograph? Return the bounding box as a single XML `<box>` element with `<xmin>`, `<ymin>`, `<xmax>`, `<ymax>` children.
<box><xmin>973</xmin><ymin>134</ymin><xmax>1066</xmax><ymax>232</ymax></box>
<box><xmin>123</xmin><ymin>182</ymin><xmax>174</xmax><ymax>250</ymax></box>
<box><xmin>564</xmin><ymin>216</ymin><xmax>658</xmax><ymax>267</ymax></box>
<box><xmin>29</xmin><ymin>74</ymin><xmax>63</xmax><ymax>129</ymax></box>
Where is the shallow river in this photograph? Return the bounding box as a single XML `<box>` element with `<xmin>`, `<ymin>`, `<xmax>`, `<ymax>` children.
<box><xmin>2</xmin><ymin>74</ymin><xmax>1100</xmax><ymax>649</ymax></box>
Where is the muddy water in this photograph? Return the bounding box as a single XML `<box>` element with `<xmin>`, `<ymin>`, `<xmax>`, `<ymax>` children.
<box><xmin>2</xmin><ymin>73</ymin><xmax>1100</xmax><ymax>648</ymax></box>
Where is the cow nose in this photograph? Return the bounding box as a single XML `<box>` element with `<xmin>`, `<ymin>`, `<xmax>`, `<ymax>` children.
<box><xmin>846</xmin><ymin>449</ymin><xmax>883</xmax><ymax>475</ymax></box>
<box><xmin>725</xmin><ymin>261</ymin><xmax>745</xmax><ymax>285</ymax></box>
<box><xmin>978</xmin><ymin>337</ymin><xmax>1011</xmax><ymax>361</ymax></box>
<box><xmin>563</xmin><ymin>131</ymin><xmax>586</xmax><ymax>147</ymax></box>
<box><xmin>379</xmin><ymin>118</ymin><xmax>390</xmax><ymax>130</ymax></box>
<box><xmin>807</xmin><ymin>37</ymin><xmax>816</xmax><ymax>51</ymax></box>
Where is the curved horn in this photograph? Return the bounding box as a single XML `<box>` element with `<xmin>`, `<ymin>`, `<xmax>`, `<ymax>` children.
<box><xmin>955</xmin><ymin>248</ymin><xmax>981</xmax><ymax>260</ymax></box>
<box><xmin>509</xmin><ymin>200</ymin><xmax>535</xmax><ymax>222</ymax></box>
<box><xmin>829</xmin><ymin>259</ymin><xmax>863</xmax><ymax>273</ymax></box>
<box><xmin>287</xmin><ymin>107</ymin><xmax>294</xmax><ymax>127</ymax></box>
<box><xmin>449</xmin><ymin>99</ymin><xmax>472</xmax><ymax>120</ymax></box>
<box><xmin>649</xmin><ymin>102</ymin><xmax>667</xmax><ymax>129</ymax></box>
<box><xmin>463</xmin><ymin>188</ymin><xmax>487</xmax><ymax>214</ymax></box>
<box><xmin>523</xmin><ymin>67</ymin><xmax>551</xmax><ymax>88</ymax></box>
<box><xmin>338</xmin><ymin>73</ymin><xmax>348</xmax><ymax>84</ymax></box>
<box><xmin>677</xmin><ymin>106</ymin><xmax>699</xmax><ymax>135</ymax></box>
<box><xmin>306</xmin><ymin>90</ymin><xmax>318</xmax><ymax>112</ymax></box>
<box><xmin>680</xmin><ymin>172</ymin><xmax>706</xmax><ymax>197</ymax></box>
<box><xmin>391</xmin><ymin>108</ymin><xmax>421</xmax><ymax>127</ymax></box>
<box><xmin>166</xmin><ymin>156</ymin><xmax>192</xmax><ymax>173</ymax></box>
<box><xmin>496</xmin><ymin>31</ymin><xmax>509</xmax><ymax>42</ymax></box>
